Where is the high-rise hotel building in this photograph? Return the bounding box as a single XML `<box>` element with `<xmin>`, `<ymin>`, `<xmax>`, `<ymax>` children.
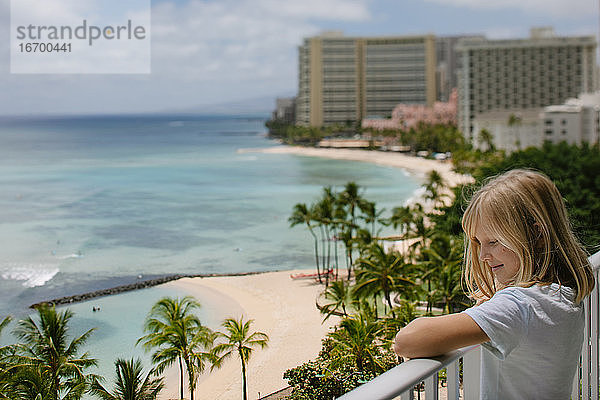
<box><xmin>435</xmin><ymin>35</ymin><xmax>485</xmax><ymax>102</ymax></box>
<box><xmin>296</xmin><ymin>32</ymin><xmax>436</xmax><ymax>127</ymax></box>
<box><xmin>457</xmin><ymin>28</ymin><xmax>597</xmax><ymax>139</ymax></box>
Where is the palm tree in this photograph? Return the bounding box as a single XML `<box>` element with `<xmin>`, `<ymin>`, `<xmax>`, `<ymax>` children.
<box><xmin>327</xmin><ymin>313</ymin><xmax>385</xmax><ymax>373</ymax></box>
<box><xmin>423</xmin><ymin>170</ymin><xmax>448</xmax><ymax>209</ymax></box>
<box><xmin>187</xmin><ymin>326</ymin><xmax>219</xmax><ymax>395</ymax></box>
<box><xmin>90</xmin><ymin>357</ymin><xmax>164</xmax><ymax>400</ymax></box>
<box><xmin>359</xmin><ymin>200</ymin><xmax>385</xmax><ymax>237</ymax></box>
<box><xmin>388</xmin><ymin>205</ymin><xmax>414</xmax><ymax>254</ymax></box>
<box><xmin>314</xmin><ymin>189</ymin><xmax>335</xmax><ymax>286</ymax></box>
<box><xmin>337</xmin><ymin>182</ymin><xmax>367</xmax><ymax>278</ymax></box>
<box><xmin>406</xmin><ymin>203</ymin><xmax>430</xmax><ymax>254</ymax></box>
<box><xmin>338</xmin><ymin>182</ymin><xmax>363</xmax><ymax>228</ymax></box>
<box><xmin>289</xmin><ymin>203</ymin><xmax>321</xmax><ymax>280</ymax></box>
<box><xmin>337</xmin><ymin>226</ymin><xmax>355</xmax><ymax>280</ymax></box>
<box><xmin>507</xmin><ymin>113</ymin><xmax>522</xmax><ymax>126</ymax></box>
<box><xmin>331</xmin><ymin>200</ymin><xmax>348</xmax><ymax>280</ymax></box>
<box><xmin>434</xmin><ymin>257</ymin><xmax>465</xmax><ymax>314</ymax></box>
<box><xmin>317</xmin><ymin>280</ymin><xmax>355</xmax><ymax>321</ymax></box>
<box><xmin>13</xmin><ymin>305</ymin><xmax>98</xmax><ymax>400</ymax></box>
<box><xmin>138</xmin><ymin>296</ymin><xmax>211</xmax><ymax>400</ymax></box>
<box><xmin>354</xmin><ymin>243</ymin><xmax>416</xmax><ymax>318</ymax></box>
<box><xmin>425</xmin><ymin>170</ymin><xmax>445</xmax><ymax>191</ymax></box>
<box><xmin>380</xmin><ymin>299</ymin><xmax>419</xmax><ymax>341</ymax></box>
<box><xmin>478</xmin><ymin>128</ymin><xmax>495</xmax><ymax>152</ymax></box>
<box><xmin>0</xmin><ymin>316</ymin><xmax>15</xmax><ymax>400</ymax></box>
<box><xmin>1</xmin><ymin>315</ymin><xmax>48</xmax><ymax>400</ymax></box>
<box><xmin>0</xmin><ymin>315</ymin><xmax>10</xmax><ymax>338</ymax></box>
<box><xmin>213</xmin><ymin>317</ymin><xmax>268</xmax><ymax>400</ymax></box>
<box><xmin>419</xmin><ymin>234</ymin><xmax>466</xmax><ymax>314</ymax></box>
<box><xmin>8</xmin><ymin>364</ymin><xmax>54</xmax><ymax>400</ymax></box>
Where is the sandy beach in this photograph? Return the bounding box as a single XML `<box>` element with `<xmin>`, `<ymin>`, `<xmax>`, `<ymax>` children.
<box><xmin>238</xmin><ymin>145</ymin><xmax>473</xmax><ymax>188</ymax></box>
<box><xmin>159</xmin><ymin>270</ymin><xmax>339</xmax><ymax>400</ymax></box>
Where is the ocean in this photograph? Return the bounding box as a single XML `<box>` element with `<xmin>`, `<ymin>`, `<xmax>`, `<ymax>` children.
<box><xmin>0</xmin><ymin>114</ymin><xmax>421</xmax><ymax>382</ymax></box>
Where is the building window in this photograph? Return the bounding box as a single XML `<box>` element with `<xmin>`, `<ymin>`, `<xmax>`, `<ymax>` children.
<box><xmin>545</xmin><ymin>130</ymin><xmax>553</xmax><ymax>135</ymax></box>
<box><xmin>545</xmin><ymin>119</ymin><xmax>553</xmax><ymax>125</ymax></box>
<box><xmin>561</xmin><ymin>119</ymin><xmax>567</xmax><ymax>125</ymax></box>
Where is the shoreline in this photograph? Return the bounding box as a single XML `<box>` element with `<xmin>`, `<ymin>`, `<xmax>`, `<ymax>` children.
<box><xmin>33</xmin><ymin>145</ymin><xmax>469</xmax><ymax>311</ymax></box>
<box><xmin>238</xmin><ymin>145</ymin><xmax>473</xmax><ymax>188</ymax></box>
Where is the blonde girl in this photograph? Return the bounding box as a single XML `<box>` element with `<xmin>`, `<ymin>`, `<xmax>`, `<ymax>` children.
<box><xmin>393</xmin><ymin>169</ymin><xmax>594</xmax><ymax>399</ymax></box>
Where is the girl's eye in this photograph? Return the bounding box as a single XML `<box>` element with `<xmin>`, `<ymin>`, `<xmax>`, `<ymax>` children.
<box><xmin>489</xmin><ymin>240</ymin><xmax>498</xmax><ymax>245</ymax></box>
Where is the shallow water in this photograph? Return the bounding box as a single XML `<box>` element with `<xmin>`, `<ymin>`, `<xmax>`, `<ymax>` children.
<box><xmin>0</xmin><ymin>114</ymin><xmax>421</xmax><ymax>382</ymax></box>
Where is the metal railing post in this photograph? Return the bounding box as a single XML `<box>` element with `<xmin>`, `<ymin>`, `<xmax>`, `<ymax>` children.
<box><xmin>446</xmin><ymin>360</ymin><xmax>460</xmax><ymax>400</ymax></box>
<box><xmin>462</xmin><ymin>345</ymin><xmax>481</xmax><ymax>400</ymax></box>
<box><xmin>425</xmin><ymin>373</ymin><xmax>439</xmax><ymax>400</ymax></box>
<box><xmin>590</xmin><ymin>260</ymin><xmax>600</xmax><ymax>400</ymax></box>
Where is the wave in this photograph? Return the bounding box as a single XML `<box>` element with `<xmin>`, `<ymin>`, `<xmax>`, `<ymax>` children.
<box><xmin>56</xmin><ymin>253</ymin><xmax>83</xmax><ymax>260</ymax></box>
<box><xmin>1</xmin><ymin>263</ymin><xmax>59</xmax><ymax>287</ymax></box>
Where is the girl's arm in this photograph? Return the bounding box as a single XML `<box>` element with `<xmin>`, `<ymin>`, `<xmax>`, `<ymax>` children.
<box><xmin>393</xmin><ymin>313</ymin><xmax>489</xmax><ymax>358</ymax></box>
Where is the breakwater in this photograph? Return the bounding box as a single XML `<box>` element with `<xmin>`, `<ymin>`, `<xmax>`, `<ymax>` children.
<box><xmin>29</xmin><ymin>271</ymin><xmax>273</xmax><ymax>309</ymax></box>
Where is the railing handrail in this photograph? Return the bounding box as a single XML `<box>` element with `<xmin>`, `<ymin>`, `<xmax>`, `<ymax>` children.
<box><xmin>337</xmin><ymin>345</ymin><xmax>478</xmax><ymax>400</ymax></box>
<box><xmin>338</xmin><ymin>250</ymin><xmax>600</xmax><ymax>400</ymax></box>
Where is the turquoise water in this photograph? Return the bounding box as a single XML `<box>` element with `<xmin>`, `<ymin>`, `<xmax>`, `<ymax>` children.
<box><xmin>0</xmin><ymin>114</ymin><xmax>421</xmax><ymax>381</ymax></box>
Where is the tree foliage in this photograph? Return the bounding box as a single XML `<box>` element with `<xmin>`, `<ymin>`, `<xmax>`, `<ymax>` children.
<box><xmin>12</xmin><ymin>305</ymin><xmax>98</xmax><ymax>400</ymax></box>
<box><xmin>137</xmin><ymin>296</ymin><xmax>215</xmax><ymax>400</ymax></box>
<box><xmin>284</xmin><ymin>334</ymin><xmax>394</xmax><ymax>400</ymax></box>
<box><xmin>213</xmin><ymin>317</ymin><xmax>268</xmax><ymax>400</ymax></box>
<box><xmin>89</xmin><ymin>358</ymin><xmax>164</xmax><ymax>400</ymax></box>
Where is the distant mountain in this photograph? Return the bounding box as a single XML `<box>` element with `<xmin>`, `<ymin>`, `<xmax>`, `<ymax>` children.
<box><xmin>169</xmin><ymin>93</ymin><xmax>296</xmax><ymax>116</ymax></box>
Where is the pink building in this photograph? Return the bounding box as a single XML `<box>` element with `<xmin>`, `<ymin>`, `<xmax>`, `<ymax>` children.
<box><xmin>362</xmin><ymin>89</ymin><xmax>457</xmax><ymax>131</ymax></box>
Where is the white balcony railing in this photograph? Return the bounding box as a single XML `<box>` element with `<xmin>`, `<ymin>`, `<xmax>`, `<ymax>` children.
<box><xmin>339</xmin><ymin>250</ymin><xmax>600</xmax><ymax>400</ymax></box>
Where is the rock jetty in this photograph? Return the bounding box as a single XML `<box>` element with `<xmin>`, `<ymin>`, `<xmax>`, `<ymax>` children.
<box><xmin>29</xmin><ymin>271</ymin><xmax>271</xmax><ymax>309</ymax></box>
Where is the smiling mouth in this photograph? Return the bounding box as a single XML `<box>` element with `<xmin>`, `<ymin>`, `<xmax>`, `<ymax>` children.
<box><xmin>491</xmin><ymin>264</ymin><xmax>504</xmax><ymax>271</ymax></box>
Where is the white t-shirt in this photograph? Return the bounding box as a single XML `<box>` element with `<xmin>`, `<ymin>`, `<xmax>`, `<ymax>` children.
<box><xmin>463</xmin><ymin>283</ymin><xmax>584</xmax><ymax>400</ymax></box>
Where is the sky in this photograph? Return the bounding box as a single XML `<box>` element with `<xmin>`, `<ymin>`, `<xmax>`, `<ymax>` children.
<box><xmin>0</xmin><ymin>0</ymin><xmax>598</xmax><ymax>116</ymax></box>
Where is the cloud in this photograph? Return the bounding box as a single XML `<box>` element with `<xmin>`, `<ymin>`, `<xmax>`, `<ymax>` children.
<box><xmin>150</xmin><ymin>0</ymin><xmax>370</xmax><ymax>80</ymax></box>
<box><xmin>258</xmin><ymin>0</ymin><xmax>370</xmax><ymax>21</ymax></box>
<box><xmin>423</xmin><ymin>0</ymin><xmax>594</xmax><ymax>19</ymax></box>
<box><xmin>148</xmin><ymin>2</ymin><xmax>303</xmax><ymax>92</ymax></box>
<box><xmin>0</xmin><ymin>0</ymin><xmax>371</xmax><ymax>114</ymax></box>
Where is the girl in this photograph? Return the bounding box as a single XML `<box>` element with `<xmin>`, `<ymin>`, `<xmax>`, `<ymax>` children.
<box><xmin>393</xmin><ymin>169</ymin><xmax>595</xmax><ymax>399</ymax></box>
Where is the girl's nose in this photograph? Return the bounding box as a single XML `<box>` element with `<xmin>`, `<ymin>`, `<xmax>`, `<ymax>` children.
<box><xmin>479</xmin><ymin>246</ymin><xmax>491</xmax><ymax>262</ymax></box>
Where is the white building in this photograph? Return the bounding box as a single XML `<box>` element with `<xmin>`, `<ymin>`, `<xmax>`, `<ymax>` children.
<box><xmin>541</xmin><ymin>92</ymin><xmax>600</xmax><ymax>146</ymax></box>
<box><xmin>472</xmin><ymin>92</ymin><xmax>600</xmax><ymax>152</ymax></box>
<box><xmin>472</xmin><ymin>110</ymin><xmax>541</xmax><ymax>153</ymax></box>
<box><xmin>435</xmin><ymin>35</ymin><xmax>484</xmax><ymax>102</ymax></box>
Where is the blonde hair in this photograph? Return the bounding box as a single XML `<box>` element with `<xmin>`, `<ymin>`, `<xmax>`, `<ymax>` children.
<box><xmin>462</xmin><ymin>169</ymin><xmax>594</xmax><ymax>303</ymax></box>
